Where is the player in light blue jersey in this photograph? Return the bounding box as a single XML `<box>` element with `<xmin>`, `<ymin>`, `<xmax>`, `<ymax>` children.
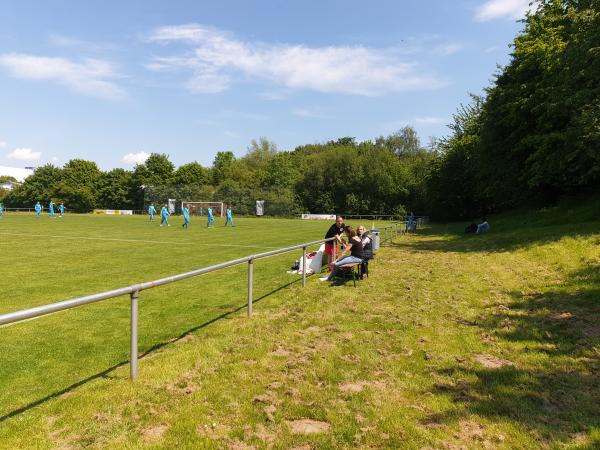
<box><xmin>59</xmin><ymin>203</ymin><xmax>65</xmax><ymax>217</ymax></box>
<box><xmin>206</xmin><ymin>207</ymin><xmax>215</xmax><ymax>227</ymax></box>
<box><xmin>35</xmin><ymin>201</ymin><xmax>42</xmax><ymax>217</ymax></box>
<box><xmin>0</xmin><ymin>203</ymin><xmax>4</xmax><ymax>218</ymax></box>
<box><xmin>224</xmin><ymin>206</ymin><xmax>235</xmax><ymax>227</ymax></box>
<box><xmin>182</xmin><ymin>206</ymin><xmax>190</xmax><ymax>229</ymax></box>
<box><xmin>160</xmin><ymin>204</ymin><xmax>170</xmax><ymax>226</ymax></box>
<box><xmin>148</xmin><ymin>204</ymin><xmax>156</xmax><ymax>222</ymax></box>
<box><xmin>49</xmin><ymin>201</ymin><xmax>55</xmax><ymax>218</ymax></box>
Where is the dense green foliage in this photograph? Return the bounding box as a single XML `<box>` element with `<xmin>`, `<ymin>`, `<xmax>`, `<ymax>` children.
<box><xmin>429</xmin><ymin>0</ymin><xmax>600</xmax><ymax>219</ymax></box>
<box><xmin>3</xmin><ymin>133</ymin><xmax>433</xmax><ymax>215</ymax></box>
<box><xmin>4</xmin><ymin>1</ymin><xmax>598</xmax><ymax>218</ymax></box>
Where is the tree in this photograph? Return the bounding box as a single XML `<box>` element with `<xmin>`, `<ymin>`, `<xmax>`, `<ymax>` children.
<box><xmin>173</xmin><ymin>162</ymin><xmax>209</xmax><ymax>185</ymax></box>
<box><xmin>212</xmin><ymin>151</ymin><xmax>236</xmax><ymax>185</ymax></box>
<box><xmin>377</xmin><ymin>126</ymin><xmax>421</xmax><ymax>156</ymax></box>
<box><xmin>97</xmin><ymin>168</ymin><xmax>135</xmax><ymax>209</ymax></box>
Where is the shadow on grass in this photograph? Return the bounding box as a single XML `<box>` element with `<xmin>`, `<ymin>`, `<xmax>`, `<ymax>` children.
<box><xmin>0</xmin><ymin>276</ymin><xmax>305</xmax><ymax>423</ymax></box>
<box><xmin>391</xmin><ymin>221</ymin><xmax>600</xmax><ymax>254</ymax></box>
<box><xmin>423</xmin><ymin>263</ymin><xmax>600</xmax><ymax>445</ymax></box>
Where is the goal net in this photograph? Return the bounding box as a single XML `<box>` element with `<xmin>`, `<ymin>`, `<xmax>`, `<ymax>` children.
<box><xmin>181</xmin><ymin>201</ymin><xmax>225</xmax><ymax>217</ymax></box>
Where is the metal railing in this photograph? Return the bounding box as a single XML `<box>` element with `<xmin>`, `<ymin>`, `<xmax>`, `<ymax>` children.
<box><xmin>0</xmin><ymin>220</ymin><xmax>419</xmax><ymax>380</ymax></box>
<box><xmin>0</xmin><ymin>236</ymin><xmax>339</xmax><ymax>379</ymax></box>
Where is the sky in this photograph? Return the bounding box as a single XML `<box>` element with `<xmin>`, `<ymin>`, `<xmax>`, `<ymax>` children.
<box><xmin>0</xmin><ymin>0</ymin><xmax>534</xmax><ymax>170</ymax></box>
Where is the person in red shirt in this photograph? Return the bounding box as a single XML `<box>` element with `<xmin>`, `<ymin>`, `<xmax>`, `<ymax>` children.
<box><xmin>323</xmin><ymin>216</ymin><xmax>345</xmax><ymax>271</ymax></box>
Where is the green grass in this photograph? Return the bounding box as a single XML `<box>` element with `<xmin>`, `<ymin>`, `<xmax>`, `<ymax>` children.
<box><xmin>0</xmin><ymin>205</ymin><xmax>598</xmax><ymax>449</ymax></box>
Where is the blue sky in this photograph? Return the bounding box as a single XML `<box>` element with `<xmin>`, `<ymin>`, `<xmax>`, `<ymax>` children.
<box><xmin>0</xmin><ymin>0</ymin><xmax>534</xmax><ymax>170</ymax></box>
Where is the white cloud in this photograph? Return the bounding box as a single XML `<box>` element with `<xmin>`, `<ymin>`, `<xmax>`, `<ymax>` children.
<box><xmin>0</xmin><ymin>141</ymin><xmax>7</xmax><ymax>148</ymax></box>
<box><xmin>434</xmin><ymin>43</ymin><xmax>464</xmax><ymax>56</ymax></box>
<box><xmin>415</xmin><ymin>116</ymin><xmax>444</xmax><ymax>124</ymax></box>
<box><xmin>51</xmin><ymin>156</ymin><xmax>60</xmax><ymax>163</ymax></box>
<box><xmin>8</xmin><ymin>147</ymin><xmax>42</xmax><ymax>161</ymax></box>
<box><xmin>146</xmin><ymin>24</ymin><xmax>446</xmax><ymax>96</ymax></box>
<box><xmin>0</xmin><ymin>53</ymin><xmax>126</xmax><ymax>100</ymax></box>
<box><xmin>122</xmin><ymin>151</ymin><xmax>150</xmax><ymax>165</ymax></box>
<box><xmin>475</xmin><ymin>0</ymin><xmax>537</xmax><ymax>22</ymax></box>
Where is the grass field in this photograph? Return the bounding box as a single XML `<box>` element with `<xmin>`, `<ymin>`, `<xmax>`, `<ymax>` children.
<box><xmin>0</xmin><ymin>204</ymin><xmax>599</xmax><ymax>449</ymax></box>
<box><xmin>0</xmin><ymin>213</ymin><xmax>393</xmax><ymax>427</ymax></box>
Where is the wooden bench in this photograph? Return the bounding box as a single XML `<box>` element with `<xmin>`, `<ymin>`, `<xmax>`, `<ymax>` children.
<box><xmin>339</xmin><ymin>263</ymin><xmax>361</xmax><ymax>287</ymax></box>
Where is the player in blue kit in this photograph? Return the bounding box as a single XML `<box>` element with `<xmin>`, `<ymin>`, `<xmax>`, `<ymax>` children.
<box><xmin>160</xmin><ymin>204</ymin><xmax>170</xmax><ymax>226</ymax></box>
<box><xmin>59</xmin><ymin>203</ymin><xmax>65</xmax><ymax>217</ymax></box>
<box><xmin>182</xmin><ymin>206</ymin><xmax>190</xmax><ymax>229</ymax></box>
<box><xmin>0</xmin><ymin>203</ymin><xmax>4</xmax><ymax>218</ymax></box>
<box><xmin>206</xmin><ymin>207</ymin><xmax>215</xmax><ymax>228</ymax></box>
<box><xmin>35</xmin><ymin>201</ymin><xmax>42</xmax><ymax>217</ymax></box>
<box><xmin>148</xmin><ymin>204</ymin><xmax>156</xmax><ymax>222</ymax></box>
<box><xmin>224</xmin><ymin>206</ymin><xmax>235</xmax><ymax>227</ymax></box>
<box><xmin>49</xmin><ymin>200</ymin><xmax>55</xmax><ymax>218</ymax></box>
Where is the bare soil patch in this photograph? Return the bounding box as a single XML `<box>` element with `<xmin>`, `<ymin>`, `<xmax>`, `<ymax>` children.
<box><xmin>287</xmin><ymin>419</ymin><xmax>331</xmax><ymax>434</ymax></box>
<box><xmin>474</xmin><ymin>354</ymin><xmax>514</xmax><ymax>369</ymax></box>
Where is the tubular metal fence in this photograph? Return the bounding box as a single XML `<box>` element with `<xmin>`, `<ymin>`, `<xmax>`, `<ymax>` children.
<box><xmin>0</xmin><ymin>221</ymin><xmax>424</xmax><ymax>379</ymax></box>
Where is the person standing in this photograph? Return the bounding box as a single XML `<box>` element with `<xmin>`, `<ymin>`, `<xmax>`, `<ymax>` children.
<box><xmin>0</xmin><ymin>203</ymin><xmax>4</xmax><ymax>218</ymax></box>
<box><xmin>207</xmin><ymin>207</ymin><xmax>215</xmax><ymax>228</ymax></box>
<box><xmin>49</xmin><ymin>200</ymin><xmax>55</xmax><ymax>218</ymax></box>
<box><xmin>224</xmin><ymin>206</ymin><xmax>235</xmax><ymax>227</ymax></box>
<box><xmin>148</xmin><ymin>204</ymin><xmax>156</xmax><ymax>222</ymax></box>
<box><xmin>324</xmin><ymin>216</ymin><xmax>346</xmax><ymax>271</ymax></box>
<box><xmin>160</xmin><ymin>204</ymin><xmax>170</xmax><ymax>226</ymax></box>
<box><xmin>59</xmin><ymin>203</ymin><xmax>65</xmax><ymax>218</ymax></box>
<box><xmin>182</xmin><ymin>206</ymin><xmax>190</xmax><ymax>229</ymax></box>
<box><xmin>35</xmin><ymin>201</ymin><xmax>42</xmax><ymax>217</ymax></box>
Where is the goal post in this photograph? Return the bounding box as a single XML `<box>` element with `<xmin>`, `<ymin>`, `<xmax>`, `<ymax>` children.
<box><xmin>181</xmin><ymin>201</ymin><xmax>225</xmax><ymax>217</ymax></box>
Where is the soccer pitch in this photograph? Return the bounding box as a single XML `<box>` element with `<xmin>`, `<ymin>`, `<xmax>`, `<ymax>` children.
<box><xmin>0</xmin><ymin>213</ymin><xmax>391</xmax><ymax>419</ymax></box>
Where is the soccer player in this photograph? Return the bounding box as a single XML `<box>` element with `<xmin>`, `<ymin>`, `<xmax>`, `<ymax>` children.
<box><xmin>160</xmin><ymin>204</ymin><xmax>170</xmax><ymax>226</ymax></box>
<box><xmin>59</xmin><ymin>203</ymin><xmax>65</xmax><ymax>218</ymax></box>
<box><xmin>224</xmin><ymin>206</ymin><xmax>235</xmax><ymax>227</ymax></box>
<box><xmin>49</xmin><ymin>200</ymin><xmax>55</xmax><ymax>218</ymax></box>
<box><xmin>0</xmin><ymin>203</ymin><xmax>4</xmax><ymax>218</ymax></box>
<box><xmin>148</xmin><ymin>204</ymin><xmax>156</xmax><ymax>222</ymax></box>
<box><xmin>206</xmin><ymin>207</ymin><xmax>215</xmax><ymax>228</ymax></box>
<box><xmin>35</xmin><ymin>201</ymin><xmax>42</xmax><ymax>217</ymax></box>
<box><xmin>182</xmin><ymin>206</ymin><xmax>190</xmax><ymax>229</ymax></box>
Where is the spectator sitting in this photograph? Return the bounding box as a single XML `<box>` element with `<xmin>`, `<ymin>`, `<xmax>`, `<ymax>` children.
<box><xmin>476</xmin><ymin>217</ymin><xmax>490</xmax><ymax>234</ymax></box>
<box><xmin>357</xmin><ymin>225</ymin><xmax>373</xmax><ymax>260</ymax></box>
<box><xmin>320</xmin><ymin>227</ymin><xmax>363</xmax><ymax>282</ymax></box>
<box><xmin>465</xmin><ymin>222</ymin><xmax>478</xmax><ymax>234</ymax></box>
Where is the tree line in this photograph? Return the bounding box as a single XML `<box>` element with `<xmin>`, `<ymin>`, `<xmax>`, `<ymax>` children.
<box><xmin>2</xmin><ymin>0</ymin><xmax>598</xmax><ymax>219</ymax></box>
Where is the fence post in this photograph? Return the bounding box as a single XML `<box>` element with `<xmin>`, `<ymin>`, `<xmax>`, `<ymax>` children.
<box><xmin>130</xmin><ymin>290</ymin><xmax>139</xmax><ymax>380</ymax></box>
<box><xmin>247</xmin><ymin>259</ymin><xmax>253</xmax><ymax>318</ymax></box>
<box><xmin>302</xmin><ymin>246</ymin><xmax>307</xmax><ymax>287</ymax></box>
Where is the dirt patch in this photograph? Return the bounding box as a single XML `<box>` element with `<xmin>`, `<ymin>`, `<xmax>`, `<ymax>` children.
<box><xmin>142</xmin><ymin>424</ymin><xmax>168</xmax><ymax>443</ymax></box>
<box><xmin>227</xmin><ymin>438</ymin><xmax>256</xmax><ymax>450</ymax></box>
<box><xmin>289</xmin><ymin>445</ymin><xmax>312</xmax><ymax>450</ymax></box>
<box><xmin>474</xmin><ymin>354</ymin><xmax>514</xmax><ymax>369</ymax></box>
<box><xmin>287</xmin><ymin>419</ymin><xmax>331</xmax><ymax>434</ymax></box>
<box><xmin>263</xmin><ymin>404</ymin><xmax>277</xmax><ymax>422</ymax></box>
<box><xmin>339</xmin><ymin>380</ymin><xmax>387</xmax><ymax>394</ymax></box>
<box><xmin>551</xmin><ymin>312</ymin><xmax>573</xmax><ymax>320</ymax></box>
<box><xmin>269</xmin><ymin>346</ymin><xmax>291</xmax><ymax>357</ymax></box>
<box><xmin>339</xmin><ymin>382</ymin><xmax>365</xmax><ymax>393</ymax></box>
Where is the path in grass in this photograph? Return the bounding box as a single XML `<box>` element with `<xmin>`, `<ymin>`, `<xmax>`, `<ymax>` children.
<box><xmin>0</xmin><ymin>212</ymin><xmax>598</xmax><ymax>448</ymax></box>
